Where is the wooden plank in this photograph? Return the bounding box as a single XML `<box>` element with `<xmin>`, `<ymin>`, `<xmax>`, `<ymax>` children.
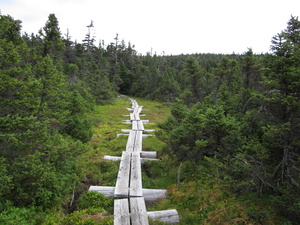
<box><xmin>130</xmin><ymin>152</ymin><xmax>143</xmax><ymax>197</ymax></box>
<box><xmin>133</xmin><ymin>106</ymin><xmax>139</xmax><ymax>115</ymax></box>
<box><xmin>132</xmin><ymin>121</ymin><xmax>138</xmax><ymax>130</ymax></box>
<box><xmin>131</xmin><ymin>100</ymin><xmax>137</xmax><ymax>109</ymax></box>
<box><xmin>133</xmin><ymin>131</ymin><xmax>143</xmax><ymax>152</ymax></box>
<box><xmin>114</xmin><ymin>199</ymin><xmax>130</xmax><ymax>225</ymax></box>
<box><xmin>130</xmin><ymin>113</ymin><xmax>135</xmax><ymax>121</ymax></box>
<box><xmin>130</xmin><ymin>112</ymin><xmax>140</xmax><ymax>121</ymax></box>
<box><xmin>114</xmin><ymin>151</ymin><xmax>131</xmax><ymax>197</ymax></box>
<box><xmin>137</xmin><ymin>120</ymin><xmax>144</xmax><ymax>131</ymax></box>
<box><xmin>130</xmin><ymin>197</ymin><xmax>149</xmax><ymax>225</ymax></box>
<box><xmin>147</xmin><ymin>209</ymin><xmax>180</xmax><ymax>224</ymax></box>
<box><xmin>126</xmin><ymin>131</ymin><xmax>136</xmax><ymax>152</ymax></box>
<box><xmin>134</xmin><ymin>113</ymin><xmax>140</xmax><ymax>121</ymax></box>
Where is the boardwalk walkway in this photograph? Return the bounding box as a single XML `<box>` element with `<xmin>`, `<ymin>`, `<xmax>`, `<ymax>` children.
<box><xmin>89</xmin><ymin>97</ymin><xmax>179</xmax><ymax>224</ymax></box>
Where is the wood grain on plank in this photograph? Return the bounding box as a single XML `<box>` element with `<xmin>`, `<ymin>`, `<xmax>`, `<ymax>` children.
<box><xmin>114</xmin><ymin>199</ymin><xmax>130</xmax><ymax>225</ymax></box>
<box><xmin>114</xmin><ymin>151</ymin><xmax>131</xmax><ymax>197</ymax></box>
<box><xmin>130</xmin><ymin>197</ymin><xmax>149</xmax><ymax>225</ymax></box>
<box><xmin>133</xmin><ymin>131</ymin><xmax>143</xmax><ymax>152</ymax></box>
<box><xmin>130</xmin><ymin>152</ymin><xmax>143</xmax><ymax>197</ymax></box>
<box><xmin>126</xmin><ymin>131</ymin><xmax>136</xmax><ymax>152</ymax></box>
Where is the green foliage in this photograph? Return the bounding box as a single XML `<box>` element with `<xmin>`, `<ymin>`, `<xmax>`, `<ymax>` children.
<box><xmin>0</xmin><ymin>14</ymin><xmax>22</xmax><ymax>45</ymax></box>
<box><xmin>78</xmin><ymin>192</ymin><xmax>113</xmax><ymax>212</ymax></box>
<box><xmin>62</xmin><ymin>208</ymin><xmax>113</xmax><ymax>225</ymax></box>
<box><xmin>158</xmin><ymin>103</ymin><xmax>242</xmax><ymax>162</ymax></box>
<box><xmin>64</xmin><ymin>114</ymin><xmax>93</xmax><ymax>143</ymax></box>
<box><xmin>0</xmin><ymin>206</ymin><xmax>38</xmax><ymax>225</ymax></box>
<box><xmin>152</xmin><ymin>69</ymin><xmax>181</xmax><ymax>102</ymax></box>
<box><xmin>0</xmin><ymin>158</ymin><xmax>13</xmax><ymax>198</ymax></box>
<box><xmin>34</xmin><ymin>56</ymin><xmax>70</xmax><ymax>128</ymax></box>
<box><xmin>41</xmin><ymin>13</ymin><xmax>65</xmax><ymax>59</ymax></box>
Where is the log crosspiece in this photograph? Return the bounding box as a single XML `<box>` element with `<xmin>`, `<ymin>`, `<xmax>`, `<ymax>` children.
<box><xmin>89</xmin><ymin>97</ymin><xmax>179</xmax><ymax>224</ymax></box>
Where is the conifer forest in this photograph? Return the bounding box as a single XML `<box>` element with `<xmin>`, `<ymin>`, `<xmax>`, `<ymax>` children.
<box><xmin>0</xmin><ymin>13</ymin><xmax>300</xmax><ymax>224</ymax></box>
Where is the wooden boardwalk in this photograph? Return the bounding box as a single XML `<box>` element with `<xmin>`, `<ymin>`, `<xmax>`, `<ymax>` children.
<box><xmin>89</xmin><ymin>97</ymin><xmax>179</xmax><ymax>224</ymax></box>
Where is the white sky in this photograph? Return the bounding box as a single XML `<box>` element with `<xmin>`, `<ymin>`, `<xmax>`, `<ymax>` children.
<box><xmin>1</xmin><ymin>0</ymin><xmax>300</xmax><ymax>55</ymax></box>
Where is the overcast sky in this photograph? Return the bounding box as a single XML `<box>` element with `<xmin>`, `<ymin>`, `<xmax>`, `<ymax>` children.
<box><xmin>2</xmin><ymin>0</ymin><xmax>300</xmax><ymax>55</ymax></box>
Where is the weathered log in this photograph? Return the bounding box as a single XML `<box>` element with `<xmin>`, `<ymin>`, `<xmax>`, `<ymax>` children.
<box><xmin>140</xmin><ymin>158</ymin><xmax>157</xmax><ymax>163</ymax></box>
<box><xmin>89</xmin><ymin>186</ymin><xmax>166</xmax><ymax>202</ymax></box>
<box><xmin>103</xmin><ymin>155</ymin><xmax>121</xmax><ymax>161</ymax></box>
<box><xmin>144</xmin><ymin>129</ymin><xmax>155</xmax><ymax>132</ymax></box>
<box><xmin>140</xmin><ymin>151</ymin><xmax>157</xmax><ymax>159</ymax></box>
<box><xmin>89</xmin><ymin>186</ymin><xmax>114</xmax><ymax>196</ymax></box>
<box><xmin>142</xmin><ymin>134</ymin><xmax>155</xmax><ymax>138</ymax></box>
<box><xmin>142</xmin><ymin>188</ymin><xmax>166</xmax><ymax>202</ymax></box>
<box><xmin>119</xmin><ymin>132</ymin><xmax>153</xmax><ymax>138</ymax></box>
<box><xmin>147</xmin><ymin>209</ymin><xmax>180</xmax><ymax>224</ymax></box>
<box><xmin>121</xmin><ymin>129</ymin><xmax>131</xmax><ymax>133</ymax></box>
<box><xmin>104</xmin><ymin>155</ymin><xmax>158</xmax><ymax>163</ymax></box>
<box><xmin>116</xmin><ymin>133</ymin><xmax>129</xmax><ymax>138</ymax></box>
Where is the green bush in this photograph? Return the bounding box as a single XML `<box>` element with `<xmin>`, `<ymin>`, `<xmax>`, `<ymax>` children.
<box><xmin>0</xmin><ymin>206</ymin><xmax>38</xmax><ymax>225</ymax></box>
<box><xmin>62</xmin><ymin>208</ymin><xmax>113</xmax><ymax>225</ymax></box>
<box><xmin>78</xmin><ymin>191</ymin><xmax>113</xmax><ymax>212</ymax></box>
<box><xmin>64</xmin><ymin>115</ymin><xmax>93</xmax><ymax>143</ymax></box>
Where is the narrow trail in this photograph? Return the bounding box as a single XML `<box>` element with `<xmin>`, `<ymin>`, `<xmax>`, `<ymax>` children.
<box><xmin>89</xmin><ymin>97</ymin><xmax>179</xmax><ymax>224</ymax></box>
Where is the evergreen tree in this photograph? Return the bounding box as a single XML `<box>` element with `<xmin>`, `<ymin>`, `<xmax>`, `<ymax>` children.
<box><xmin>152</xmin><ymin>68</ymin><xmax>181</xmax><ymax>102</ymax></box>
<box><xmin>0</xmin><ymin>14</ymin><xmax>22</xmax><ymax>45</ymax></box>
<box><xmin>180</xmin><ymin>56</ymin><xmax>214</xmax><ymax>105</ymax></box>
<box><xmin>82</xmin><ymin>20</ymin><xmax>96</xmax><ymax>55</ymax></box>
<box><xmin>41</xmin><ymin>13</ymin><xmax>65</xmax><ymax>61</ymax></box>
<box><xmin>34</xmin><ymin>56</ymin><xmax>70</xmax><ymax>131</ymax></box>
